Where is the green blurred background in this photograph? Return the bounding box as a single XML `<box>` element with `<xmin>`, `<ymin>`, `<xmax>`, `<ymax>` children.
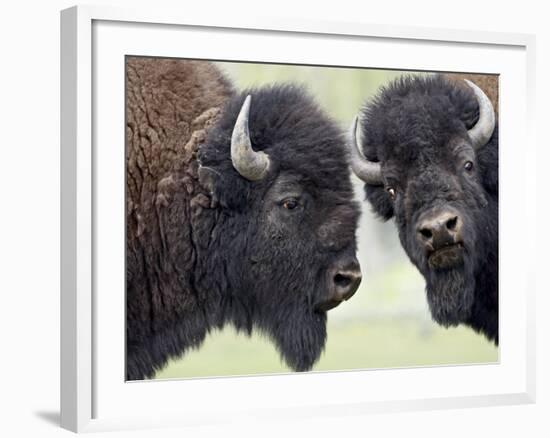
<box><xmin>154</xmin><ymin>61</ymin><xmax>498</xmax><ymax>380</ymax></box>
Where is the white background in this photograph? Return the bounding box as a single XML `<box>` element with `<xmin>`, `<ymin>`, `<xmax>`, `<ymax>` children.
<box><xmin>0</xmin><ymin>1</ymin><xmax>546</xmax><ymax>437</ymax></box>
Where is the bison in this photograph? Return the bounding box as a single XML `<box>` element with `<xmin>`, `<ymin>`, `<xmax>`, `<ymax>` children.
<box><xmin>349</xmin><ymin>74</ymin><xmax>498</xmax><ymax>343</ymax></box>
<box><xmin>126</xmin><ymin>57</ymin><xmax>362</xmax><ymax>380</ymax></box>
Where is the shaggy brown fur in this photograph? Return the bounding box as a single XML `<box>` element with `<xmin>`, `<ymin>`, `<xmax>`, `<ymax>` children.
<box><xmin>126</xmin><ymin>57</ymin><xmax>232</xmax><ymax>236</ymax></box>
<box><xmin>126</xmin><ymin>57</ymin><xmax>233</xmax><ymax>350</ymax></box>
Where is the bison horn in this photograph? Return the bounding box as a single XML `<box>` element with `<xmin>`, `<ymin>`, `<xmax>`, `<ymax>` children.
<box><xmin>348</xmin><ymin>115</ymin><xmax>383</xmax><ymax>185</ymax></box>
<box><xmin>231</xmin><ymin>95</ymin><xmax>271</xmax><ymax>181</ymax></box>
<box><xmin>464</xmin><ymin>79</ymin><xmax>496</xmax><ymax>151</ymax></box>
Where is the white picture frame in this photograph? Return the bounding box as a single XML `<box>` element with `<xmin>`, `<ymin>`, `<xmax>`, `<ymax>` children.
<box><xmin>60</xmin><ymin>4</ymin><xmax>536</xmax><ymax>433</ymax></box>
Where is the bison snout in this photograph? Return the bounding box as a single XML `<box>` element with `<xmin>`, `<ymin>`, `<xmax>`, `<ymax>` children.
<box><xmin>417</xmin><ymin>208</ymin><xmax>463</xmax><ymax>253</ymax></box>
<box><xmin>315</xmin><ymin>257</ymin><xmax>362</xmax><ymax>312</ymax></box>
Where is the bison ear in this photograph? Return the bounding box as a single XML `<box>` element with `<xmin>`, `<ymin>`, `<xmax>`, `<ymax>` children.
<box><xmin>476</xmin><ymin>126</ymin><xmax>499</xmax><ymax>197</ymax></box>
<box><xmin>198</xmin><ymin>165</ymin><xmax>216</xmax><ymax>191</ymax></box>
<box><xmin>365</xmin><ymin>185</ymin><xmax>394</xmax><ymax>221</ymax></box>
<box><xmin>197</xmin><ymin>161</ymin><xmax>250</xmax><ymax>211</ymax></box>
<box><xmin>198</xmin><ymin>165</ymin><xmax>219</xmax><ymax>206</ymax></box>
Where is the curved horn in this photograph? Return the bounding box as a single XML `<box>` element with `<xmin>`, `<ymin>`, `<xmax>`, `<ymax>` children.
<box><xmin>464</xmin><ymin>79</ymin><xmax>496</xmax><ymax>150</ymax></box>
<box><xmin>348</xmin><ymin>115</ymin><xmax>383</xmax><ymax>185</ymax></box>
<box><xmin>230</xmin><ymin>95</ymin><xmax>271</xmax><ymax>181</ymax></box>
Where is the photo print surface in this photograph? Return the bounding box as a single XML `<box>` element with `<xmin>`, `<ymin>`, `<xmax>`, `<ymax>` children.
<box><xmin>125</xmin><ymin>57</ymin><xmax>499</xmax><ymax>380</ymax></box>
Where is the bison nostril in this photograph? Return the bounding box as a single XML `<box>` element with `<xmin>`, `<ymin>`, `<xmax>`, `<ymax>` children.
<box><xmin>317</xmin><ymin>268</ymin><xmax>360</xmax><ymax>312</ymax></box>
<box><xmin>446</xmin><ymin>216</ymin><xmax>458</xmax><ymax>231</ymax></box>
<box><xmin>331</xmin><ymin>266</ymin><xmax>362</xmax><ymax>302</ymax></box>
<box><xmin>334</xmin><ymin>273</ymin><xmax>352</xmax><ymax>288</ymax></box>
<box><xmin>419</xmin><ymin>228</ymin><xmax>433</xmax><ymax>239</ymax></box>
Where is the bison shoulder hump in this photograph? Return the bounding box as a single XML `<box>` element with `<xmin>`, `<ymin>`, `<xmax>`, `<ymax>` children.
<box><xmin>125</xmin><ymin>57</ymin><xmax>232</xmax><ymax>227</ymax></box>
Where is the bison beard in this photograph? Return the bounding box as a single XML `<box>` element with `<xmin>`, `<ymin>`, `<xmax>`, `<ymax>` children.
<box><xmin>425</xmin><ymin>261</ymin><xmax>475</xmax><ymax>327</ymax></box>
<box><xmin>126</xmin><ymin>57</ymin><xmax>360</xmax><ymax>380</ymax></box>
<box><xmin>260</xmin><ymin>306</ymin><xmax>327</xmax><ymax>372</ymax></box>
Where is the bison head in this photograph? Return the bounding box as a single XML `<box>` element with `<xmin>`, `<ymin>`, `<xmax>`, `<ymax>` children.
<box><xmin>349</xmin><ymin>75</ymin><xmax>498</xmax><ymax>328</ymax></box>
<box><xmin>198</xmin><ymin>85</ymin><xmax>361</xmax><ymax>371</ymax></box>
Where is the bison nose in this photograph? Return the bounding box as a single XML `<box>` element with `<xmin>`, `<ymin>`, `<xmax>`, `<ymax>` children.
<box><xmin>315</xmin><ymin>257</ymin><xmax>362</xmax><ymax>313</ymax></box>
<box><xmin>417</xmin><ymin>208</ymin><xmax>463</xmax><ymax>252</ymax></box>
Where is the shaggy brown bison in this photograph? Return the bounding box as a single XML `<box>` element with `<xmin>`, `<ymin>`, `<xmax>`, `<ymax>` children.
<box><xmin>349</xmin><ymin>74</ymin><xmax>498</xmax><ymax>343</ymax></box>
<box><xmin>126</xmin><ymin>57</ymin><xmax>362</xmax><ymax>380</ymax></box>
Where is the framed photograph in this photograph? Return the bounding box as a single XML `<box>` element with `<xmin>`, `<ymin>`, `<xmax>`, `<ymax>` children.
<box><xmin>60</xmin><ymin>5</ymin><xmax>536</xmax><ymax>433</ymax></box>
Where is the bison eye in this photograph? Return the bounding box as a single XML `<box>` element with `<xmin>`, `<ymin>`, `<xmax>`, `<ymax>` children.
<box><xmin>282</xmin><ymin>198</ymin><xmax>299</xmax><ymax>210</ymax></box>
<box><xmin>386</xmin><ymin>187</ymin><xmax>396</xmax><ymax>200</ymax></box>
<box><xmin>464</xmin><ymin>161</ymin><xmax>474</xmax><ymax>172</ymax></box>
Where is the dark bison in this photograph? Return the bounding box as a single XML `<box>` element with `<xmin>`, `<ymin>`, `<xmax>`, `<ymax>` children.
<box><xmin>126</xmin><ymin>57</ymin><xmax>362</xmax><ymax>380</ymax></box>
<box><xmin>349</xmin><ymin>74</ymin><xmax>498</xmax><ymax>343</ymax></box>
